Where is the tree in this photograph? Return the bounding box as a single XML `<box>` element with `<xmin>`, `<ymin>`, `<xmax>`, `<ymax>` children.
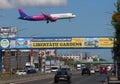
<box><xmin>112</xmin><ymin>0</ymin><xmax>120</xmax><ymax>60</ymax></box>
<box><xmin>111</xmin><ymin>0</ymin><xmax>120</xmax><ymax>80</ymax></box>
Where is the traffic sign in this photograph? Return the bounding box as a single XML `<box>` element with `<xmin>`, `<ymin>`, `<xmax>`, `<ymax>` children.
<box><xmin>40</xmin><ymin>51</ymin><xmax>45</xmax><ymax>56</ymax></box>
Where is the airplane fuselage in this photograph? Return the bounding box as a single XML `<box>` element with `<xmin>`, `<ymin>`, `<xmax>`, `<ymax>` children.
<box><xmin>19</xmin><ymin>13</ymin><xmax>75</xmax><ymax>20</ymax></box>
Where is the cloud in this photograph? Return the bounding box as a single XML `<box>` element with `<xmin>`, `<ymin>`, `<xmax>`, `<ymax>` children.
<box><xmin>0</xmin><ymin>0</ymin><xmax>67</xmax><ymax>9</ymax></box>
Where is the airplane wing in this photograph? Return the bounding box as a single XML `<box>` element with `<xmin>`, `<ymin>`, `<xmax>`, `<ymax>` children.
<box><xmin>42</xmin><ymin>13</ymin><xmax>56</xmax><ymax>23</ymax></box>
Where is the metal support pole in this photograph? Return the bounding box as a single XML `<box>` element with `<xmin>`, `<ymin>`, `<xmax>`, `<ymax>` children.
<box><xmin>0</xmin><ymin>49</ymin><xmax>2</xmax><ymax>72</ymax></box>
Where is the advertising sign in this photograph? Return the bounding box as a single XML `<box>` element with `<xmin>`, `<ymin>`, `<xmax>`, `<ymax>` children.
<box><xmin>0</xmin><ymin>39</ymin><xmax>10</xmax><ymax>48</ymax></box>
<box><xmin>32</xmin><ymin>42</ymin><xmax>83</xmax><ymax>48</ymax></box>
<box><xmin>84</xmin><ymin>38</ymin><xmax>98</xmax><ymax>47</ymax></box>
<box><xmin>32</xmin><ymin>37</ymin><xmax>114</xmax><ymax>49</ymax></box>
<box><xmin>0</xmin><ymin>37</ymin><xmax>114</xmax><ymax>49</ymax></box>
<box><xmin>98</xmin><ymin>38</ymin><xmax>114</xmax><ymax>47</ymax></box>
<box><xmin>10</xmin><ymin>38</ymin><xmax>32</xmax><ymax>49</ymax></box>
<box><xmin>32</xmin><ymin>37</ymin><xmax>84</xmax><ymax>48</ymax></box>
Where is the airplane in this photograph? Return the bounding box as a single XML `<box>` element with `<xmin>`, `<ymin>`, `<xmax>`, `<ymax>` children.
<box><xmin>18</xmin><ymin>9</ymin><xmax>76</xmax><ymax>23</ymax></box>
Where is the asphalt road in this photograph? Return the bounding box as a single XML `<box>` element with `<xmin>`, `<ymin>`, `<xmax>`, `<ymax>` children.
<box><xmin>13</xmin><ymin>72</ymin><xmax>108</xmax><ymax>84</ymax></box>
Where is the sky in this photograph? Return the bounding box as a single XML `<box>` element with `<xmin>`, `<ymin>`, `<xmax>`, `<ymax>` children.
<box><xmin>0</xmin><ymin>0</ymin><xmax>117</xmax><ymax>61</ymax></box>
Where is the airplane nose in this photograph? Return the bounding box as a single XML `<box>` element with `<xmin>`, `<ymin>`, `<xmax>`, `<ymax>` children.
<box><xmin>73</xmin><ymin>15</ymin><xmax>76</xmax><ymax>17</ymax></box>
<box><xmin>72</xmin><ymin>15</ymin><xmax>76</xmax><ymax>18</ymax></box>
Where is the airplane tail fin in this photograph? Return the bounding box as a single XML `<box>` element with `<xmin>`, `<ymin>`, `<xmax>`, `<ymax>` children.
<box><xmin>18</xmin><ymin>9</ymin><xmax>28</xmax><ymax>17</ymax></box>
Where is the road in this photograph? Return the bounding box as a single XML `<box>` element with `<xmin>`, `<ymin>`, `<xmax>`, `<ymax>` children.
<box><xmin>13</xmin><ymin>72</ymin><xmax>108</xmax><ymax>84</ymax></box>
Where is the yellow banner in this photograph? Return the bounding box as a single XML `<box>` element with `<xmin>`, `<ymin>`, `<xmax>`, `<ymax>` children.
<box><xmin>32</xmin><ymin>42</ymin><xmax>84</xmax><ymax>48</ymax></box>
<box><xmin>32</xmin><ymin>38</ymin><xmax>114</xmax><ymax>48</ymax></box>
<box><xmin>98</xmin><ymin>38</ymin><xmax>114</xmax><ymax>47</ymax></box>
<box><xmin>72</xmin><ymin>38</ymin><xmax>84</xmax><ymax>42</ymax></box>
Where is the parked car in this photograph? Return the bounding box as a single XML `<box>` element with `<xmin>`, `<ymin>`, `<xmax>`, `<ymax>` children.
<box><xmin>99</xmin><ymin>67</ymin><xmax>107</xmax><ymax>74</ymax></box>
<box><xmin>81</xmin><ymin>67</ymin><xmax>91</xmax><ymax>76</ymax></box>
<box><xmin>45</xmin><ymin>68</ymin><xmax>51</xmax><ymax>73</ymax></box>
<box><xmin>16</xmin><ymin>70</ymin><xmax>27</xmax><ymax>75</ymax></box>
<box><xmin>54</xmin><ymin>70</ymin><xmax>71</xmax><ymax>83</ymax></box>
<box><xmin>26</xmin><ymin>69</ymin><xmax>37</xmax><ymax>74</ymax></box>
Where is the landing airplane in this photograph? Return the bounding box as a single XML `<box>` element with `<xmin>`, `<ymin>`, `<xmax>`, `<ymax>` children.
<box><xmin>18</xmin><ymin>9</ymin><xmax>76</xmax><ymax>23</ymax></box>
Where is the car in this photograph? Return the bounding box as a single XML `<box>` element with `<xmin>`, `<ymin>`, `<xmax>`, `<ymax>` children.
<box><xmin>81</xmin><ymin>67</ymin><xmax>91</xmax><ymax>76</ymax></box>
<box><xmin>99</xmin><ymin>67</ymin><xmax>107</xmax><ymax>74</ymax></box>
<box><xmin>51</xmin><ymin>66</ymin><xmax>59</xmax><ymax>72</ymax></box>
<box><xmin>54</xmin><ymin>70</ymin><xmax>71</xmax><ymax>83</ymax></box>
<box><xmin>90</xmin><ymin>68</ymin><xmax>95</xmax><ymax>74</ymax></box>
<box><xmin>45</xmin><ymin>68</ymin><xmax>51</xmax><ymax>73</ymax></box>
<box><xmin>26</xmin><ymin>69</ymin><xmax>37</xmax><ymax>74</ymax></box>
<box><xmin>95</xmin><ymin>68</ymin><xmax>99</xmax><ymax>72</ymax></box>
<box><xmin>111</xmin><ymin>69</ymin><xmax>116</xmax><ymax>75</ymax></box>
<box><xmin>107</xmin><ymin>66</ymin><xmax>112</xmax><ymax>71</ymax></box>
<box><xmin>60</xmin><ymin>68</ymin><xmax>71</xmax><ymax>71</ymax></box>
<box><xmin>16</xmin><ymin>70</ymin><xmax>27</xmax><ymax>75</ymax></box>
<box><xmin>60</xmin><ymin>68</ymin><xmax>72</xmax><ymax>75</ymax></box>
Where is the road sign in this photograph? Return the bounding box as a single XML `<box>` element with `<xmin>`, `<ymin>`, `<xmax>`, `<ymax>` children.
<box><xmin>40</xmin><ymin>51</ymin><xmax>45</xmax><ymax>56</ymax></box>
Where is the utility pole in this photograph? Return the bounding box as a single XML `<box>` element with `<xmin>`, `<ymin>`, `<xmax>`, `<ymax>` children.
<box><xmin>39</xmin><ymin>50</ymin><xmax>46</xmax><ymax>72</ymax></box>
<box><xmin>4</xmin><ymin>50</ymin><xmax>11</xmax><ymax>73</ymax></box>
<box><xmin>16</xmin><ymin>49</ymin><xmax>22</xmax><ymax>70</ymax></box>
<box><xmin>30</xmin><ymin>49</ymin><xmax>34</xmax><ymax>68</ymax></box>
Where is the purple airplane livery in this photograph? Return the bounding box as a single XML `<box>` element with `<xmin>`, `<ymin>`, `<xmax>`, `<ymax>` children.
<box><xmin>18</xmin><ymin>9</ymin><xmax>76</xmax><ymax>23</ymax></box>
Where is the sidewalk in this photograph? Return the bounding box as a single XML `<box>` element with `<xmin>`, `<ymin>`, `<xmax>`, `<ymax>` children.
<box><xmin>0</xmin><ymin>71</ymin><xmax>54</xmax><ymax>84</ymax></box>
<box><xmin>108</xmin><ymin>75</ymin><xmax>120</xmax><ymax>84</ymax></box>
<box><xmin>104</xmin><ymin>74</ymin><xmax>120</xmax><ymax>84</ymax></box>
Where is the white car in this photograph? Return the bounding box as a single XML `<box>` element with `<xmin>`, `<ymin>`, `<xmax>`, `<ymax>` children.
<box><xmin>90</xmin><ymin>68</ymin><xmax>95</xmax><ymax>74</ymax></box>
<box><xmin>107</xmin><ymin>66</ymin><xmax>112</xmax><ymax>71</ymax></box>
<box><xmin>95</xmin><ymin>68</ymin><xmax>99</xmax><ymax>72</ymax></box>
<box><xmin>51</xmin><ymin>66</ymin><xmax>59</xmax><ymax>72</ymax></box>
<box><xmin>16</xmin><ymin>70</ymin><xmax>27</xmax><ymax>75</ymax></box>
<box><xmin>45</xmin><ymin>68</ymin><xmax>51</xmax><ymax>73</ymax></box>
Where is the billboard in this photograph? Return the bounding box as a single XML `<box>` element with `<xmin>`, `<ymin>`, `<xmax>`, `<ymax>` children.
<box><xmin>10</xmin><ymin>38</ymin><xmax>32</xmax><ymax>48</ymax></box>
<box><xmin>0</xmin><ymin>27</ymin><xmax>17</xmax><ymax>38</ymax></box>
<box><xmin>98</xmin><ymin>38</ymin><xmax>114</xmax><ymax>47</ymax></box>
<box><xmin>0</xmin><ymin>37</ymin><xmax>114</xmax><ymax>49</ymax></box>
<box><xmin>32</xmin><ymin>37</ymin><xmax>114</xmax><ymax>49</ymax></box>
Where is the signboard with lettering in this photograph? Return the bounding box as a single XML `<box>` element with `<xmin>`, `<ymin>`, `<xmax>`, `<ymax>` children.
<box><xmin>0</xmin><ymin>37</ymin><xmax>114</xmax><ymax>49</ymax></box>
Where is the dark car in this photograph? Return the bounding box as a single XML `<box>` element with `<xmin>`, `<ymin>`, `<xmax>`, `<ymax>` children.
<box><xmin>26</xmin><ymin>69</ymin><xmax>37</xmax><ymax>74</ymax></box>
<box><xmin>60</xmin><ymin>68</ymin><xmax>71</xmax><ymax>71</ymax></box>
<box><xmin>54</xmin><ymin>70</ymin><xmax>71</xmax><ymax>83</ymax></box>
<box><xmin>81</xmin><ymin>67</ymin><xmax>91</xmax><ymax>76</ymax></box>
